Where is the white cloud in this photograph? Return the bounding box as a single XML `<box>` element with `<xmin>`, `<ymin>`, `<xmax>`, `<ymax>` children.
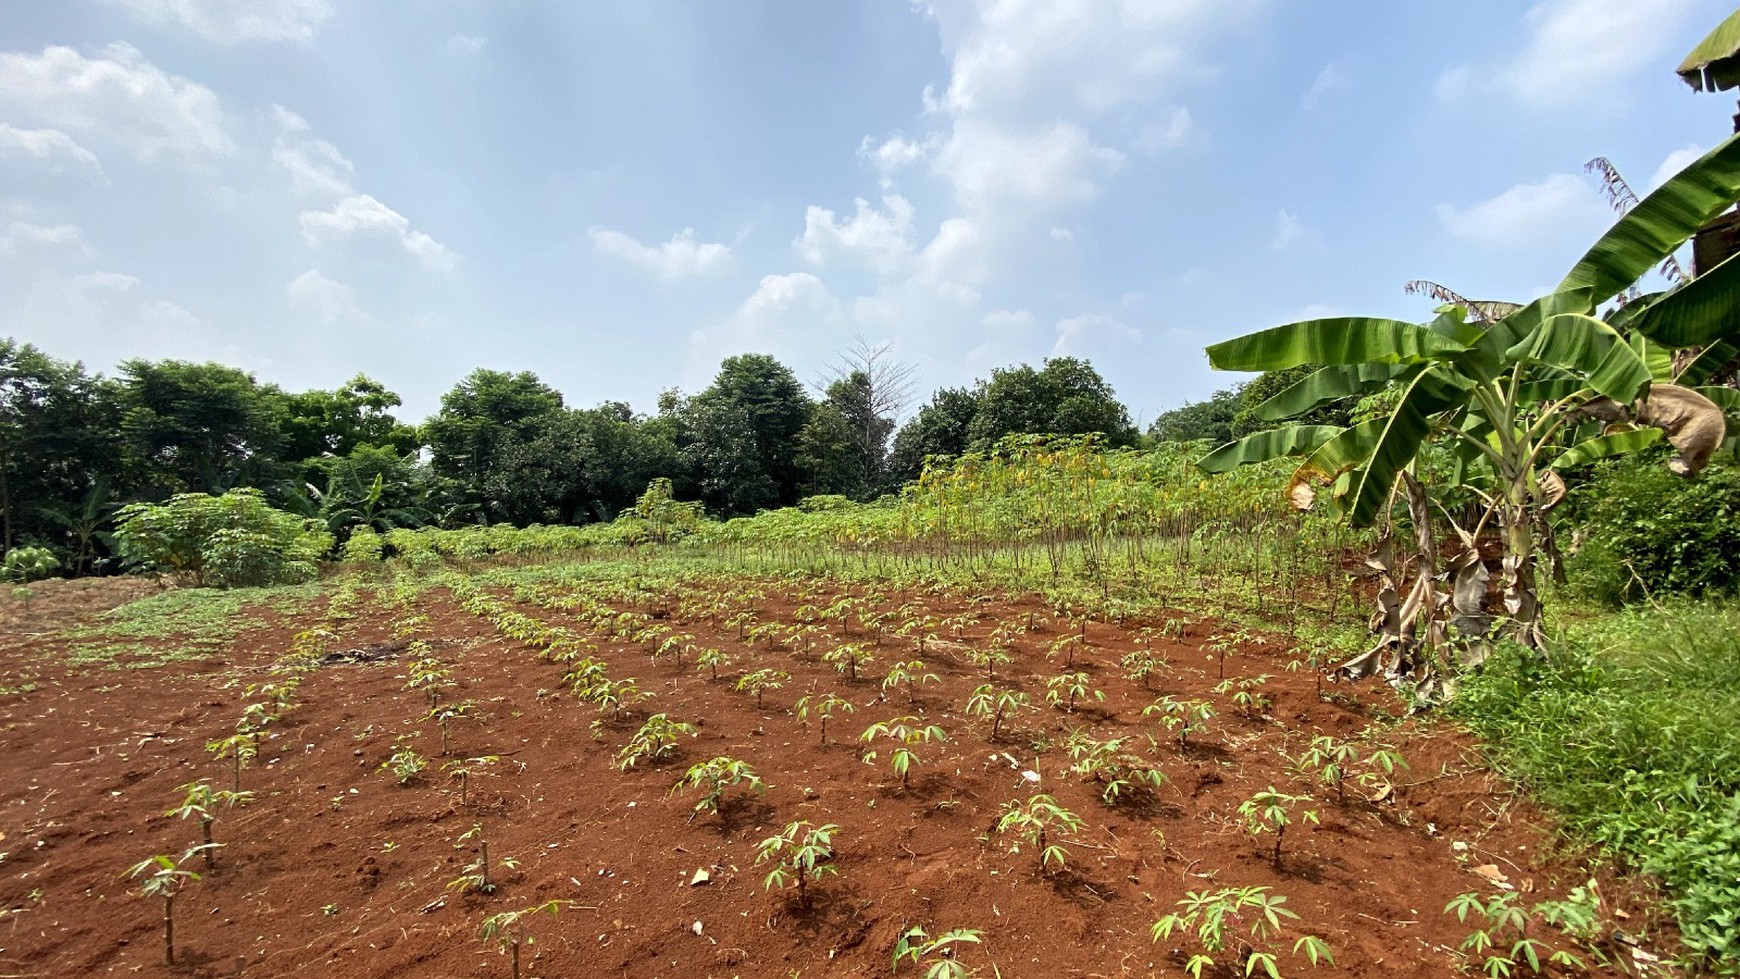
<box><xmin>934</xmin><ymin>119</ymin><xmax>1124</xmax><ymax>216</ymax></box>
<box><xmin>796</xmin><ymin>195</ymin><xmax>916</xmax><ymax>274</ymax></box>
<box><xmin>287</xmin><ymin>269</ymin><xmax>378</xmax><ymax>327</ymax></box>
<box><xmin>1272</xmin><ymin>209</ymin><xmax>1307</xmax><ymax>251</ymax></box>
<box><xmin>860</xmin><ymin>133</ymin><xmax>930</xmax><ymax>174</ymax></box>
<box><xmin>1439</xmin><ymin>0</ymin><xmax>1693</xmax><ymax>108</ymax></box>
<box><xmin>982</xmin><ymin>308</ymin><xmax>1035</xmax><ymax>330</ymax></box>
<box><xmin>589</xmin><ymin>226</ymin><xmax>732</xmax><ymax>279</ymax></box>
<box><xmin>1053</xmin><ymin>312</ymin><xmax>1140</xmax><ymax>356</ymax></box>
<box><xmin>0</xmin><ymin>220</ymin><xmax>90</xmax><ymax>257</ymax></box>
<box><xmin>0</xmin><ymin>123</ymin><xmax>103</xmax><ymax>177</ymax></box>
<box><xmin>0</xmin><ymin>44</ymin><xmax>232</xmax><ymax>163</ymax></box>
<box><xmin>446</xmin><ymin>34</ymin><xmax>490</xmax><ymax>55</ymax></box>
<box><xmin>1436</xmin><ymin>173</ymin><xmax>1609</xmax><ymax>248</ymax></box>
<box><xmin>300</xmin><ymin>195</ymin><xmax>457</xmax><ymax>272</ymax></box>
<box><xmin>1649</xmin><ymin>143</ymin><xmax>1706</xmax><ymax>191</ymax></box>
<box><xmin>1048</xmin><ymin>227</ymin><xmax>1074</xmax><ymax>243</ymax></box>
<box><xmin>1133</xmin><ymin>106</ymin><xmax>1198</xmax><ymax>154</ymax></box>
<box><xmin>1300</xmin><ymin>63</ymin><xmax>1348</xmax><ymax>109</ymax></box>
<box><xmin>105</xmin><ymin>0</ymin><xmax>335</xmax><ymax>43</ymax></box>
<box><xmin>272</xmin><ymin>106</ymin><xmax>356</xmax><ymax>197</ymax></box>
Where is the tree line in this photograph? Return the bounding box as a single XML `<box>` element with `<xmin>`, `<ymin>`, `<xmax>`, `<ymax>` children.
<box><xmin>1</xmin><ymin>335</ymin><xmax>1141</xmax><ymax>571</ymax></box>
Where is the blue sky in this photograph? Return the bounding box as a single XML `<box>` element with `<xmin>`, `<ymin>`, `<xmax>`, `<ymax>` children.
<box><xmin>1</xmin><ymin>1</ymin><xmax>1734</xmax><ymax>426</ymax></box>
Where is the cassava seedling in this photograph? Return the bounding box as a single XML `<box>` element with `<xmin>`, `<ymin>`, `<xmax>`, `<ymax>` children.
<box><xmin>963</xmin><ymin>684</ymin><xmax>1028</xmax><ymax>742</ymax></box>
<box><xmin>448</xmin><ymin>822</ymin><xmax>518</xmax><ymax>895</ymax></box>
<box><xmin>695</xmin><ymin>647</ymin><xmax>732</xmax><ymax>681</ymax></box>
<box><xmin>1238</xmin><ymin>787</ymin><xmax>1319</xmax><ymax>868</ymax></box>
<box><xmin>881</xmin><ymin>659</ymin><xmax>939</xmax><ymax>704</ymax></box>
<box><xmin>995</xmin><ymin>794</ymin><xmax>1083</xmax><ymax>874</ymax></box>
<box><xmin>670</xmin><ymin>756</ymin><xmax>764</xmax><ymax>820</ymax></box>
<box><xmin>892</xmin><ymin>925</ymin><xmax>984</xmax><ymax>978</ymax></box>
<box><xmin>1212</xmin><ymin>674</ymin><xmax>1273</xmax><ymax>719</ymax></box>
<box><xmin>756</xmin><ymin>820</ymin><xmax>838</xmax><ymax>908</ymax></box>
<box><xmin>205</xmin><ymin>731</ymin><xmax>258</xmax><ymax>793</ymax></box>
<box><xmin>824</xmin><ymin>643</ymin><xmax>874</xmax><ymax>682</ymax></box>
<box><xmin>480</xmin><ymin>900</ymin><xmax>565</xmax><ymax>979</ymax></box>
<box><xmin>383</xmin><ymin>746</ymin><xmax>427</xmax><ymax>785</ymax></box>
<box><xmin>860</xmin><ymin>716</ymin><xmax>946</xmax><ymax>789</ymax></box>
<box><xmin>127</xmin><ymin>845</ymin><xmax>214</xmax><ymax>965</ymax></box>
<box><xmin>1143</xmin><ymin>695</ymin><xmax>1214</xmax><ymax>749</ymax></box>
<box><xmin>1151</xmin><ymin>885</ymin><xmax>1329</xmax><ymax>978</ymax></box>
<box><xmin>735</xmin><ymin>668</ymin><xmax>789</xmax><ymax>709</ymax></box>
<box><xmin>442</xmin><ymin>755</ymin><xmax>500</xmax><ymax>805</ymax></box>
<box><xmin>166</xmin><ymin>780</ymin><xmax>253</xmax><ymax>867</ymax></box>
<box><xmin>616</xmin><ymin>713</ymin><xmax>698</xmax><ymax>770</ymax></box>
<box><xmin>425</xmin><ymin>698</ymin><xmax>478</xmax><ymax>755</ymax></box>
<box><xmin>1045</xmin><ymin>671</ymin><xmax>1103</xmax><ymax>713</ymax></box>
<box><xmin>1048</xmin><ymin>633</ymin><xmax>1085</xmax><ymax>668</ymax></box>
<box><xmin>1063</xmin><ymin>731</ymin><xmax>1167</xmax><ymax>805</ymax></box>
<box><xmin>794</xmin><ymin>692</ymin><xmax>855</xmax><ymax>745</ymax></box>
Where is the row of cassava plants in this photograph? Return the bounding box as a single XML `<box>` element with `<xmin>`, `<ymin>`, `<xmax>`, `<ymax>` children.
<box><xmin>442</xmin><ymin>564</ymin><xmax>1363</xmax><ymax>977</ymax></box>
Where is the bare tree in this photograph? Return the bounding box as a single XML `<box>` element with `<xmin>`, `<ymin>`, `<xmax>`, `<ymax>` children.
<box><xmin>818</xmin><ymin>333</ymin><xmax>919</xmax><ymax>423</ymax></box>
<box><xmin>815</xmin><ymin>334</ymin><xmax>919</xmax><ymax>494</ymax></box>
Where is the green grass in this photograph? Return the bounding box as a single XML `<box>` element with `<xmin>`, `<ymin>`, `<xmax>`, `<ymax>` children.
<box><xmin>51</xmin><ymin>582</ymin><xmax>323</xmax><ymax>669</ymax></box>
<box><xmin>1453</xmin><ymin>601</ymin><xmax>1740</xmax><ymax>972</ymax></box>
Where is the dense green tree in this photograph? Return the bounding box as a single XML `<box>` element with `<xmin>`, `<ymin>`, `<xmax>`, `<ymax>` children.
<box><xmin>425</xmin><ymin>369</ymin><xmax>566</xmax><ymax>519</ymax></box>
<box><xmin>887</xmin><ymin>386</ymin><xmax>982</xmax><ymax>484</ymax></box>
<box><xmin>1148</xmin><ymin>385</ymin><xmax>1244</xmax><ymax>444</ymax></box>
<box><xmin>117</xmin><ymin>359</ymin><xmax>288</xmax><ymax>498</ymax></box>
<box><xmin>281</xmin><ymin>374</ymin><xmax>421</xmax><ymax>463</ymax></box>
<box><xmin>683</xmin><ymin>354</ymin><xmax>812</xmax><ymax>513</ymax></box>
<box><xmin>1</xmin><ymin>340</ymin><xmax>121</xmax><ymax>553</ymax></box>
<box><xmin>795</xmin><ymin>401</ymin><xmax>861</xmax><ymax>499</ymax></box>
<box><xmin>967</xmin><ymin>357</ymin><xmax>1136</xmax><ymax>451</ymax></box>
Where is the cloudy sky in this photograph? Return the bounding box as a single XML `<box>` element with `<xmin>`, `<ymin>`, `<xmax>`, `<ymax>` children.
<box><xmin>1</xmin><ymin>1</ymin><xmax>1734</xmax><ymax>425</ymax></box>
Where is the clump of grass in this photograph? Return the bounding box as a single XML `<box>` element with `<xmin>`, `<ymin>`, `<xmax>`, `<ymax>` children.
<box><xmin>1452</xmin><ymin>602</ymin><xmax>1740</xmax><ymax>970</ymax></box>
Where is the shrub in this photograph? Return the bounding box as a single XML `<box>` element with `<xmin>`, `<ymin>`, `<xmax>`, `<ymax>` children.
<box><xmin>1</xmin><ymin>545</ymin><xmax>59</xmax><ymax>582</ymax></box>
<box><xmin>1453</xmin><ymin>607</ymin><xmax>1740</xmax><ymax>971</ymax></box>
<box><xmin>114</xmin><ymin>489</ymin><xmax>332</xmax><ymax>588</ymax></box>
<box><xmin>1564</xmin><ymin>456</ymin><xmax>1740</xmax><ymax>605</ymax></box>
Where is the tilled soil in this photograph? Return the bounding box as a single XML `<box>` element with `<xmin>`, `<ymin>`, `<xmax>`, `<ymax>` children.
<box><xmin>0</xmin><ymin>571</ymin><xmax>1673</xmax><ymax>978</ymax></box>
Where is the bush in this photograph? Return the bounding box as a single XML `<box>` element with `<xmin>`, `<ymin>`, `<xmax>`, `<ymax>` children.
<box><xmin>114</xmin><ymin>489</ymin><xmax>332</xmax><ymax>588</ymax></box>
<box><xmin>1563</xmin><ymin>456</ymin><xmax>1740</xmax><ymax>605</ymax></box>
<box><xmin>341</xmin><ymin>527</ymin><xmax>384</xmax><ymax>564</ymax></box>
<box><xmin>1453</xmin><ymin>605</ymin><xmax>1740</xmax><ymax>971</ymax></box>
<box><xmin>2</xmin><ymin>545</ymin><xmax>61</xmax><ymax>582</ymax></box>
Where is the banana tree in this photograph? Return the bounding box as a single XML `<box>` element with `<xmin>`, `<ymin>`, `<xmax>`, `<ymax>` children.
<box><xmin>1196</xmin><ymin>133</ymin><xmax>1740</xmax><ymax>684</ymax></box>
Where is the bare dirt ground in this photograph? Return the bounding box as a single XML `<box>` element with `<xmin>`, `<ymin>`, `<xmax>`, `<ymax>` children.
<box><xmin>0</xmin><ymin>571</ymin><xmax>1674</xmax><ymax>978</ymax></box>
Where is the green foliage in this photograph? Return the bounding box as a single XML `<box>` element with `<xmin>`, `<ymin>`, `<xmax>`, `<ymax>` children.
<box><xmin>995</xmin><ymin>794</ymin><xmax>1083</xmax><ymax>873</ymax></box>
<box><xmin>616</xmin><ymin>713</ymin><xmax>698</xmax><ymax>770</ymax></box>
<box><xmin>892</xmin><ymin>926</ymin><xmax>984</xmax><ymax>979</ymax></box>
<box><xmin>860</xmin><ymin>716</ymin><xmax>945</xmax><ymax>788</ymax></box>
<box><xmin>1237</xmin><ymin>787</ymin><xmax>1319</xmax><ymax>867</ymax></box>
<box><xmin>479</xmin><ymin>901</ymin><xmax>565</xmax><ymax>979</ymax></box>
<box><xmin>1445</xmin><ymin>887</ymin><xmax>1605</xmax><ymax>976</ymax></box>
<box><xmin>1151</xmin><ymin>886</ymin><xmax>1328</xmax><ymax>979</ymax></box>
<box><xmin>794</xmin><ymin>691</ymin><xmax>855</xmax><ymax>744</ymax></box>
<box><xmin>963</xmin><ymin>684</ymin><xmax>1028</xmax><ymax>741</ymax></box>
<box><xmin>1565</xmin><ymin>456</ymin><xmax>1740</xmax><ymax>605</ymax></box>
<box><xmin>1452</xmin><ymin>606</ymin><xmax>1740</xmax><ymax>970</ymax></box>
<box><xmin>1</xmin><ymin>545</ymin><xmax>59</xmax><ymax>582</ymax></box>
<box><xmin>670</xmin><ymin>756</ymin><xmax>764</xmax><ymax>818</ymax></box>
<box><xmin>756</xmin><ymin>820</ymin><xmax>838</xmax><ymax>906</ymax></box>
<box><xmin>114</xmin><ymin>488</ymin><xmax>331</xmax><ymax>587</ymax></box>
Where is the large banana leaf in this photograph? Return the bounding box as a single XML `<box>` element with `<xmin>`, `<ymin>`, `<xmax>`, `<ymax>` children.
<box><xmin>1557</xmin><ymin>132</ymin><xmax>1740</xmax><ymax>301</ymax></box>
<box><xmin>1629</xmin><ymin>333</ymin><xmax>1677</xmax><ymax>383</ymax></box>
<box><xmin>1464</xmin><ymin>288</ymin><xmax>1595</xmax><ymax>381</ymax></box>
<box><xmin>1550</xmin><ymin>428</ymin><xmax>1664</xmax><ymax>469</ymax></box>
<box><xmin>1676</xmin><ymin>338</ymin><xmax>1740</xmax><ymax>385</ymax></box>
<box><xmin>1205</xmin><ymin>318</ymin><xmax>1466</xmax><ymax>372</ymax></box>
<box><xmin>1698</xmin><ymin>385</ymin><xmax>1740</xmax><ymax>412</ymax></box>
<box><xmin>1508</xmin><ymin>313</ymin><xmax>1653</xmax><ymax>402</ymax></box>
<box><xmin>1630</xmin><ymin>251</ymin><xmax>1740</xmax><ymax>346</ymax></box>
<box><xmin>1341</xmin><ymin>369</ymin><xmax>1446</xmax><ymax>527</ymax></box>
<box><xmin>1251</xmin><ymin>363</ymin><xmax>1410</xmax><ymax>422</ymax></box>
<box><xmin>1196</xmin><ymin>425</ymin><xmax>1343</xmax><ymax>474</ymax></box>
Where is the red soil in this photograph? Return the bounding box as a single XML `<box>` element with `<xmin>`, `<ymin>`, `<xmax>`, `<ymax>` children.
<box><xmin>0</xmin><ymin>572</ymin><xmax>1671</xmax><ymax>978</ymax></box>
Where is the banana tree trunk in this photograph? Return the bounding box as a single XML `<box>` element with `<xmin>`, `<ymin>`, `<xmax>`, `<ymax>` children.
<box><xmin>1498</xmin><ymin>482</ymin><xmax>1546</xmax><ymax>649</ymax></box>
